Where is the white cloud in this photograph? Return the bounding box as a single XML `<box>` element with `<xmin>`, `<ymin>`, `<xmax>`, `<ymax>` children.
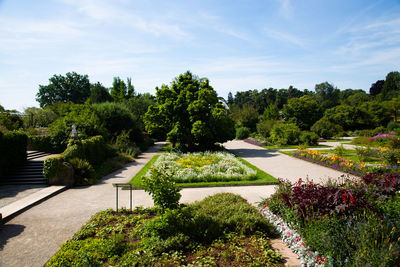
<box><xmin>263</xmin><ymin>29</ymin><xmax>306</xmax><ymax>48</ymax></box>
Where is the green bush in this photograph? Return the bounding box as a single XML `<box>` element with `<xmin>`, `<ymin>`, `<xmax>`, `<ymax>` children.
<box><xmin>43</xmin><ymin>156</ymin><xmax>64</xmax><ymax>179</ymax></box>
<box><xmin>63</xmin><ymin>135</ymin><xmax>115</xmax><ymax>166</ymax></box>
<box><xmin>355</xmin><ymin>146</ymin><xmax>379</xmax><ymax>162</ymax></box>
<box><xmin>0</xmin><ymin>130</ymin><xmax>27</xmax><ymax>177</ymax></box>
<box><xmin>142</xmin><ymin>167</ymin><xmax>181</xmax><ymax>211</ymax></box>
<box><xmin>299</xmin><ymin>131</ymin><xmax>319</xmax><ymax>146</ymax></box>
<box><xmin>270</xmin><ymin>122</ymin><xmax>301</xmax><ymax>145</ymax></box>
<box><xmin>68</xmin><ymin>157</ymin><xmax>94</xmax><ymax>185</ymax></box>
<box><xmin>0</xmin><ymin>113</ymin><xmax>23</xmax><ymax>130</ymax></box>
<box><xmin>256</xmin><ymin>119</ymin><xmax>276</xmax><ymax>138</ymax></box>
<box><xmin>387</xmin><ymin>121</ymin><xmax>400</xmax><ymax>131</ymax></box>
<box><xmin>28</xmin><ymin>135</ymin><xmax>63</xmax><ymax>153</ymax></box>
<box><xmin>380</xmin><ymin>149</ymin><xmax>400</xmax><ymax>165</ymax></box>
<box><xmin>235</xmin><ymin>126</ymin><xmax>250</xmax><ymax>139</ymax></box>
<box><xmin>311</xmin><ymin>117</ymin><xmax>343</xmax><ymax>139</ymax></box>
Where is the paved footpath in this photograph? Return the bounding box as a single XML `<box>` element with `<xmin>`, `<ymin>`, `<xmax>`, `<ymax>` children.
<box><xmin>0</xmin><ymin>141</ymin><xmax>350</xmax><ymax>267</ymax></box>
<box><xmin>224</xmin><ymin>140</ymin><xmax>353</xmax><ymax>184</ymax></box>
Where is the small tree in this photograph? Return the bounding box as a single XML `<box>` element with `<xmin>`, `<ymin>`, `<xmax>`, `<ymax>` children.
<box><xmin>142</xmin><ymin>166</ymin><xmax>181</xmax><ymax>212</ymax></box>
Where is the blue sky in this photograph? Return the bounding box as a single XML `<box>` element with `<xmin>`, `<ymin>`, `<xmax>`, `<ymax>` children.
<box><xmin>1</xmin><ymin>0</ymin><xmax>399</xmax><ymax>111</ymax></box>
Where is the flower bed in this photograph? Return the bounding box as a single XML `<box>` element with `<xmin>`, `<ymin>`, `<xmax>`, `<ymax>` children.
<box><xmin>259</xmin><ymin>178</ymin><xmax>400</xmax><ymax>266</ymax></box>
<box><xmin>144</xmin><ymin>152</ymin><xmax>257</xmax><ymax>183</ymax></box>
<box><xmin>260</xmin><ymin>205</ymin><xmax>327</xmax><ymax>266</ymax></box>
<box><xmin>293</xmin><ymin>147</ymin><xmax>366</xmax><ymax>176</ymax></box>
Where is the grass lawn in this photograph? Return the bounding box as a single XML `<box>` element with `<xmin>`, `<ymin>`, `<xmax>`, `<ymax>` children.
<box><xmin>129</xmin><ymin>153</ymin><xmax>278</xmax><ymax>188</ymax></box>
<box><xmin>263</xmin><ymin>144</ymin><xmax>330</xmax><ymax>150</ymax></box>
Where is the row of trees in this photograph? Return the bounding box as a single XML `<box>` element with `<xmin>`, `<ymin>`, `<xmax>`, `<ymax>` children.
<box><xmin>1</xmin><ymin>70</ymin><xmax>399</xmax><ymax>151</ymax></box>
<box><xmin>36</xmin><ymin>72</ymin><xmax>139</xmax><ymax>107</ymax></box>
<box><xmin>230</xmin><ymin>71</ymin><xmax>400</xmax><ymax>140</ymax></box>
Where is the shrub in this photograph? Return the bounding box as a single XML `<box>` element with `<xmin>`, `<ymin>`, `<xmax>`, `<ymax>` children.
<box><xmin>299</xmin><ymin>131</ymin><xmax>319</xmax><ymax>146</ymax></box>
<box><xmin>270</xmin><ymin>122</ymin><xmax>300</xmax><ymax>145</ymax></box>
<box><xmin>387</xmin><ymin>121</ymin><xmax>400</xmax><ymax>131</ymax></box>
<box><xmin>311</xmin><ymin>118</ymin><xmax>343</xmax><ymax>139</ymax></box>
<box><xmin>142</xmin><ymin>166</ymin><xmax>181</xmax><ymax>211</ymax></box>
<box><xmin>0</xmin><ymin>113</ymin><xmax>23</xmax><ymax>130</ymax></box>
<box><xmin>256</xmin><ymin>119</ymin><xmax>276</xmax><ymax>138</ymax></box>
<box><xmin>68</xmin><ymin>157</ymin><xmax>94</xmax><ymax>185</ymax></box>
<box><xmin>28</xmin><ymin>135</ymin><xmax>63</xmax><ymax>153</ymax></box>
<box><xmin>43</xmin><ymin>156</ymin><xmax>64</xmax><ymax>179</ymax></box>
<box><xmin>63</xmin><ymin>135</ymin><xmax>115</xmax><ymax>166</ymax></box>
<box><xmin>388</xmin><ymin>137</ymin><xmax>400</xmax><ymax>149</ymax></box>
<box><xmin>355</xmin><ymin>146</ymin><xmax>379</xmax><ymax>162</ymax></box>
<box><xmin>380</xmin><ymin>149</ymin><xmax>400</xmax><ymax>165</ymax></box>
<box><xmin>0</xmin><ymin>130</ymin><xmax>27</xmax><ymax>177</ymax></box>
<box><xmin>235</xmin><ymin>126</ymin><xmax>250</xmax><ymax>139</ymax></box>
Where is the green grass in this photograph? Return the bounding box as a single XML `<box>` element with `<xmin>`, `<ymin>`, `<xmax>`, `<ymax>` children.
<box><xmin>263</xmin><ymin>144</ymin><xmax>330</xmax><ymax>150</ymax></box>
<box><xmin>129</xmin><ymin>154</ymin><xmax>278</xmax><ymax>188</ymax></box>
<box><xmin>130</xmin><ymin>154</ymin><xmax>160</xmax><ymax>188</ymax></box>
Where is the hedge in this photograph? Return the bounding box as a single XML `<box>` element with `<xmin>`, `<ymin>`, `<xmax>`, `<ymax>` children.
<box><xmin>62</xmin><ymin>135</ymin><xmax>115</xmax><ymax>167</ymax></box>
<box><xmin>0</xmin><ymin>130</ymin><xmax>27</xmax><ymax>177</ymax></box>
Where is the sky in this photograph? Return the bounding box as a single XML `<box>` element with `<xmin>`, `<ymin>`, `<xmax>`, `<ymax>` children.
<box><xmin>1</xmin><ymin>0</ymin><xmax>400</xmax><ymax>111</ymax></box>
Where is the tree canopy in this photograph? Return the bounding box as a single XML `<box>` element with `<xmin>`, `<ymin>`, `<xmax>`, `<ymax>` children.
<box><xmin>36</xmin><ymin>72</ymin><xmax>91</xmax><ymax>107</ymax></box>
<box><xmin>144</xmin><ymin>71</ymin><xmax>235</xmax><ymax>151</ymax></box>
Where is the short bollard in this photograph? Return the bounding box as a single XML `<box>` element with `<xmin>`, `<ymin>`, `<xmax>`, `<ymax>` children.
<box><xmin>112</xmin><ymin>183</ymin><xmax>133</xmax><ymax>212</ymax></box>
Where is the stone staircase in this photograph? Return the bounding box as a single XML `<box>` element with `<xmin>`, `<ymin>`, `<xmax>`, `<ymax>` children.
<box><xmin>0</xmin><ymin>151</ymin><xmax>52</xmax><ymax>185</ymax></box>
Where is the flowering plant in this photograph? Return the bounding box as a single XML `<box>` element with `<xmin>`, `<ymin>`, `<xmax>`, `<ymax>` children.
<box><xmin>144</xmin><ymin>152</ymin><xmax>257</xmax><ymax>183</ymax></box>
<box><xmin>260</xmin><ymin>205</ymin><xmax>327</xmax><ymax>266</ymax></box>
<box><xmin>293</xmin><ymin>147</ymin><xmax>366</xmax><ymax>176</ymax></box>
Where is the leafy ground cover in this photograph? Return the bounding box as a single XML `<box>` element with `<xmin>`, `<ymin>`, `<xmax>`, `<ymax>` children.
<box><xmin>259</xmin><ymin>176</ymin><xmax>400</xmax><ymax>266</ymax></box>
<box><xmin>243</xmin><ymin>138</ymin><xmax>329</xmax><ymax>149</ymax></box>
<box><xmin>46</xmin><ymin>193</ymin><xmax>284</xmax><ymax>266</ymax></box>
<box><xmin>130</xmin><ymin>152</ymin><xmax>277</xmax><ymax>188</ymax></box>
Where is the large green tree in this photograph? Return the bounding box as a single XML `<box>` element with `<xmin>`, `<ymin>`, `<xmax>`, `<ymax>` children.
<box><xmin>314</xmin><ymin>82</ymin><xmax>340</xmax><ymax>110</ymax></box>
<box><xmin>144</xmin><ymin>71</ymin><xmax>235</xmax><ymax>150</ymax></box>
<box><xmin>110</xmin><ymin>77</ymin><xmax>135</xmax><ymax>102</ymax></box>
<box><xmin>36</xmin><ymin>72</ymin><xmax>91</xmax><ymax>107</ymax></box>
<box><xmin>380</xmin><ymin>71</ymin><xmax>400</xmax><ymax>101</ymax></box>
<box><xmin>282</xmin><ymin>95</ymin><xmax>322</xmax><ymax>130</ymax></box>
<box><xmin>88</xmin><ymin>82</ymin><xmax>112</xmax><ymax>104</ymax></box>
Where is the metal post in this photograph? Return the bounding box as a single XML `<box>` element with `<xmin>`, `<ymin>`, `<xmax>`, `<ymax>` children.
<box><xmin>116</xmin><ymin>185</ymin><xmax>118</xmax><ymax>212</ymax></box>
<box><xmin>130</xmin><ymin>184</ymin><xmax>132</xmax><ymax>211</ymax></box>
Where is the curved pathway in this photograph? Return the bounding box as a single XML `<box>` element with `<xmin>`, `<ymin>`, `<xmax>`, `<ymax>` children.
<box><xmin>224</xmin><ymin>140</ymin><xmax>354</xmax><ymax>184</ymax></box>
<box><xmin>0</xmin><ymin>140</ymin><xmax>351</xmax><ymax>267</ymax></box>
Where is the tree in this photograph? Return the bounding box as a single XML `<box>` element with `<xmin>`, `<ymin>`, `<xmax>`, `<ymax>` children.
<box><xmin>314</xmin><ymin>82</ymin><xmax>340</xmax><ymax>110</ymax></box>
<box><xmin>261</xmin><ymin>104</ymin><xmax>280</xmax><ymax>121</ymax></box>
<box><xmin>344</xmin><ymin>91</ymin><xmax>370</xmax><ymax>106</ymax></box>
<box><xmin>0</xmin><ymin>105</ymin><xmax>4</xmax><ymax>112</ymax></box>
<box><xmin>369</xmin><ymin>80</ymin><xmax>384</xmax><ymax>96</ymax></box>
<box><xmin>144</xmin><ymin>71</ymin><xmax>235</xmax><ymax>150</ymax></box>
<box><xmin>282</xmin><ymin>95</ymin><xmax>322</xmax><ymax>130</ymax></box>
<box><xmin>88</xmin><ymin>82</ymin><xmax>112</xmax><ymax>103</ymax></box>
<box><xmin>323</xmin><ymin>104</ymin><xmax>372</xmax><ymax>130</ymax></box>
<box><xmin>110</xmin><ymin>77</ymin><xmax>135</xmax><ymax>102</ymax></box>
<box><xmin>311</xmin><ymin>118</ymin><xmax>343</xmax><ymax>139</ymax></box>
<box><xmin>36</xmin><ymin>72</ymin><xmax>91</xmax><ymax>107</ymax></box>
<box><xmin>227</xmin><ymin>92</ymin><xmax>234</xmax><ymax>105</ymax></box>
<box><xmin>380</xmin><ymin>71</ymin><xmax>400</xmax><ymax>100</ymax></box>
<box><xmin>24</xmin><ymin>107</ymin><xmax>57</xmax><ymax>127</ymax></box>
<box><xmin>231</xmin><ymin>104</ymin><xmax>259</xmax><ymax>132</ymax></box>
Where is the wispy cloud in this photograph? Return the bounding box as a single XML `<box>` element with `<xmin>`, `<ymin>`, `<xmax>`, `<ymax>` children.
<box><xmin>263</xmin><ymin>29</ymin><xmax>306</xmax><ymax>48</ymax></box>
<box><xmin>58</xmin><ymin>0</ymin><xmax>189</xmax><ymax>39</ymax></box>
<box><xmin>276</xmin><ymin>0</ymin><xmax>293</xmax><ymax>19</ymax></box>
